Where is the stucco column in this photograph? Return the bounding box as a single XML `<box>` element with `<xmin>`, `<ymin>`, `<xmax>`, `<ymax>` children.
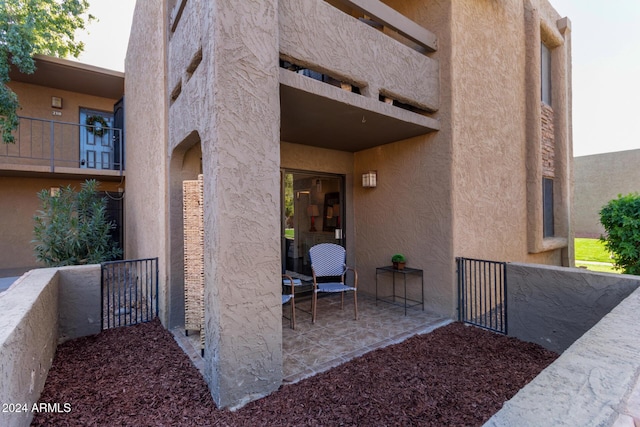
<box><xmin>201</xmin><ymin>0</ymin><xmax>282</xmax><ymax>408</ymax></box>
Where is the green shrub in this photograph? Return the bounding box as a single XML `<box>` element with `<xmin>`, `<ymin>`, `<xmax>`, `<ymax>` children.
<box><xmin>32</xmin><ymin>179</ymin><xmax>122</xmax><ymax>266</ymax></box>
<box><xmin>391</xmin><ymin>254</ymin><xmax>406</xmax><ymax>263</ymax></box>
<box><xmin>599</xmin><ymin>193</ymin><xmax>640</xmax><ymax>275</ymax></box>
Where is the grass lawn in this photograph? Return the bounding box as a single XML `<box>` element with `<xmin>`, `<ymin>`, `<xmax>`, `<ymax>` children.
<box><xmin>575</xmin><ymin>237</ymin><xmax>612</xmax><ymax>263</ymax></box>
<box><xmin>574</xmin><ymin>238</ymin><xmax>620</xmax><ymax>274</ymax></box>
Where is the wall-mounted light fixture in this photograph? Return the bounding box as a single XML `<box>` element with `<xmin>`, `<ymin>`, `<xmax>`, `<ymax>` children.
<box><xmin>362</xmin><ymin>171</ymin><xmax>377</xmax><ymax>188</ymax></box>
<box><xmin>51</xmin><ymin>96</ymin><xmax>62</xmax><ymax>109</ymax></box>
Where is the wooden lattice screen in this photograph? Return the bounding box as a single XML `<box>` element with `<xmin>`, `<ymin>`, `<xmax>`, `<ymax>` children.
<box><xmin>183</xmin><ymin>174</ymin><xmax>205</xmax><ymax>352</ymax></box>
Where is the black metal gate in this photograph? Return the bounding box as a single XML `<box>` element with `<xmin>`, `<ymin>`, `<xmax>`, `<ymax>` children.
<box><xmin>101</xmin><ymin>257</ymin><xmax>158</xmax><ymax>329</ymax></box>
<box><xmin>457</xmin><ymin>257</ymin><xmax>507</xmax><ymax>334</ymax></box>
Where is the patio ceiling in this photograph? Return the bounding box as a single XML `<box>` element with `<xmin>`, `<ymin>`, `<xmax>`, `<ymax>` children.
<box><xmin>279</xmin><ymin>71</ymin><xmax>439</xmax><ymax>152</ymax></box>
<box><xmin>9</xmin><ymin>54</ymin><xmax>124</xmax><ymax>100</ymax></box>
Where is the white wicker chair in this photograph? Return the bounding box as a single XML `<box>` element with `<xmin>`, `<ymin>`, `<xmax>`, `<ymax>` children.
<box><xmin>309</xmin><ymin>243</ymin><xmax>358</xmax><ymax>323</ymax></box>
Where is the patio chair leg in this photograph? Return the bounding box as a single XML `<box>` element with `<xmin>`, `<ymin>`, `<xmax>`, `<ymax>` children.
<box><xmin>291</xmin><ymin>296</ymin><xmax>296</xmax><ymax>330</ymax></box>
<box><xmin>353</xmin><ymin>291</ymin><xmax>358</xmax><ymax>320</ymax></box>
<box><xmin>341</xmin><ymin>292</ymin><xmax>344</xmax><ymax>309</ymax></box>
<box><xmin>312</xmin><ymin>291</ymin><xmax>317</xmax><ymax>324</ymax></box>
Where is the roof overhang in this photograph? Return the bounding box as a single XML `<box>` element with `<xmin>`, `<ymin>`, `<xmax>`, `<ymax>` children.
<box><xmin>279</xmin><ymin>69</ymin><xmax>439</xmax><ymax>152</ymax></box>
<box><xmin>9</xmin><ymin>54</ymin><xmax>124</xmax><ymax>100</ymax></box>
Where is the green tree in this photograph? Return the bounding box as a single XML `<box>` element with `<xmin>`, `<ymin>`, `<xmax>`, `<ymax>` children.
<box><xmin>1</xmin><ymin>0</ymin><xmax>93</xmax><ymax>143</ymax></box>
<box><xmin>33</xmin><ymin>179</ymin><xmax>122</xmax><ymax>266</ymax></box>
<box><xmin>599</xmin><ymin>193</ymin><xmax>640</xmax><ymax>275</ymax></box>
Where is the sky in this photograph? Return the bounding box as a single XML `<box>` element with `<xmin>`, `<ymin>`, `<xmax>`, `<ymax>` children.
<box><xmin>69</xmin><ymin>0</ymin><xmax>135</xmax><ymax>73</ymax></box>
<box><xmin>70</xmin><ymin>0</ymin><xmax>640</xmax><ymax>158</ymax></box>
<box><xmin>551</xmin><ymin>0</ymin><xmax>640</xmax><ymax>157</ymax></box>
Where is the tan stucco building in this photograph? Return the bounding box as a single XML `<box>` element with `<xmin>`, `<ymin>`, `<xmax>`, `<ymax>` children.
<box><xmin>0</xmin><ymin>55</ymin><xmax>125</xmax><ymax>274</ymax></box>
<box><xmin>574</xmin><ymin>149</ymin><xmax>640</xmax><ymax>238</ymax></box>
<box><xmin>125</xmin><ymin>0</ymin><xmax>573</xmax><ymax>408</ymax></box>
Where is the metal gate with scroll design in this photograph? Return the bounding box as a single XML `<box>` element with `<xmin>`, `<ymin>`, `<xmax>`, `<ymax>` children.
<box><xmin>457</xmin><ymin>257</ymin><xmax>507</xmax><ymax>334</ymax></box>
<box><xmin>101</xmin><ymin>258</ymin><xmax>159</xmax><ymax>329</ymax></box>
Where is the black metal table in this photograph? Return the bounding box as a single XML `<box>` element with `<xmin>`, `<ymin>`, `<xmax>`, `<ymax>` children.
<box><xmin>375</xmin><ymin>266</ymin><xmax>424</xmax><ymax>315</ymax></box>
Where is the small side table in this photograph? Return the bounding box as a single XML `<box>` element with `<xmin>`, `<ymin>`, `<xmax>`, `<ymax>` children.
<box><xmin>375</xmin><ymin>266</ymin><xmax>424</xmax><ymax>315</ymax></box>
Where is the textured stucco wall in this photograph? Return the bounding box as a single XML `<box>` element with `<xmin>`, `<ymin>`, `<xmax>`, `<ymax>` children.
<box><xmin>57</xmin><ymin>265</ymin><xmax>102</xmax><ymax>343</ymax></box>
<box><xmin>124</xmin><ymin>1</ymin><xmax>169</xmax><ymax>324</ymax></box>
<box><xmin>361</xmin><ymin>0</ymin><xmax>570</xmax><ymax>317</ymax></box>
<box><xmin>0</xmin><ymin>269</ymin><xmax>59</xmax><ymax>427</ymax></box>
<box><xmin>507</xmin><ymin>263</ymin><xmax>640</xmax><ymax>353</ymax></box>
<box><xmin>279</xmin><ymin>0</ymin><xmax>438</xmax><ymax>112</ymax></box>
<box><xmin>124</xmin><ymin>0</ymin><xmax>574</xmax><ymax>408</ymax></box>
<box><xmin>162</xmin><ymin>0</ymin><xmax>283</xmax><ymax>408</ymax></box>
<box><xmin>574</xmin><ymin>149</ymin><xmax>640</xmax><ymax>238</ymax></box>
<box><xmin>354</xmin><ymin>134</ymin><xmax>454</xmax><ymax>315</ymax></box>
<box><xmin>0</xmin><ymin>177</ymin><xmax>122</xmax><ymax>270</ymax></box>
<box><xmin>487</xmin><ymin>286</ymin><xmax>640</xmax><ymax>426</ymax></box>
<box><xmin>201</xmin><ymin>0</ymin><xmax>282</xmax><ymax>409</ymax></box>
<box><xmin>449</xmin><ymin>0</ymin><xmax>571</xmax><ymax>265</ymax></box>
<box><xmin>0</xmin><ymin>265</ymin><xmax>105</xmax><ymax>427</ymax></box>
<box><xmin>450</xmin><ymin>1</ymin><xmax>528</xmax><ymax>261</ymax></box>
<box><xmin>350</xmin><ymin>0</ymin><xmax>454</xmax><ymax>317</ymax></box>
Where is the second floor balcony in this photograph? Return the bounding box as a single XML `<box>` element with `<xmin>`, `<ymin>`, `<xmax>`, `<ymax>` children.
<box><xmin>168</xmin><ymin>0</ymin><xmax>440</xmax><ymax>153</ymax></box>
<box><xmin>0</xmin><ymin>116</ymin><xmax>124</xmax><ymax>179</ymax></box>
<box><xmin>278</xmin><ymin>0</ymin><xmax>440</xmax><ymax>150</ymax></box>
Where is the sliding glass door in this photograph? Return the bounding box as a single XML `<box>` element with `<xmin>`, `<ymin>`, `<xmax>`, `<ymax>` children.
<box><xmin>282</xmin><ymin>170</ymin><xmax>344</xmax><ymax>278</ymax></box>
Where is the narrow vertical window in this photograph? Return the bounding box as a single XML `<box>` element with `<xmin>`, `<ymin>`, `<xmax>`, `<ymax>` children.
<box><xmin>541</xmin><ymin>42</ymin><xmax>552</xmax><ymax>105</ymax></box>
<box><xmin>543</xmin><ymin>177</ymin><xmax>554</xmax><ymax>237</ymax></box>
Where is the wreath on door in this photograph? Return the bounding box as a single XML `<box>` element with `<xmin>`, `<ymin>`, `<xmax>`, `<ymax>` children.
<box><xmin>86</xmin><ymin>115</ymin><xmax>108</xmax><ymax>137</ymax></box>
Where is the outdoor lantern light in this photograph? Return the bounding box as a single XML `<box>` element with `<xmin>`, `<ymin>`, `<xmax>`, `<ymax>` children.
<box><xmin>362</xmin><ymin>171</ymin><xmax>377</xmax><ymax>188</ymax></box>
<box><xmin>51</xmin><ymin>96</ymin><xmax>62</xmax><ymax>109</ymax></box>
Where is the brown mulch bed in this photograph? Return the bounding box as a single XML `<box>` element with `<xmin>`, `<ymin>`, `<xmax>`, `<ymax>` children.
<box><xmin>32</xmin><ymin>319</ymin><xmax>557</xmax><ymax>427</ymax></box>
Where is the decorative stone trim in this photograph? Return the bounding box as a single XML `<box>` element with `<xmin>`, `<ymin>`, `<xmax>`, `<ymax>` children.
<box><xmin>541</xmin><ymin>103</ymin><xmax>555</xmax><ymax>178</ymax></box>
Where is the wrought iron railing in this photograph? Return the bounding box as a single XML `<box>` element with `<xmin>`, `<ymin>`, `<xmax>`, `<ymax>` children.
<box><xmin>457</xmin><ymin>257</ymin><xmax>507</xmax><ymax>334</ymax></box>
<box><xmin>101</xmin><ymin>258</ymin><xmax>159</xmax><ymax>329</ymax></box>
<box><xmin>0</xmin><ymin>116</ymin><xmax>123</xmax><ymax>174</ymax></box>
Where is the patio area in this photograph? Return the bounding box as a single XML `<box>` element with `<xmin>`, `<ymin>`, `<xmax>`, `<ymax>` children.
<box><xmin>172</xmin><ymin>293</ymin><xmax>450</xmax><ymax>384</ymax></box>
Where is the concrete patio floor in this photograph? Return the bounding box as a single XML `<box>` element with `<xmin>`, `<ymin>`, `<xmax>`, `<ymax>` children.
<box><xmin>172</xmin><ymin>293</ymin><xmax>450</xmax><ymax>384</ymax></box>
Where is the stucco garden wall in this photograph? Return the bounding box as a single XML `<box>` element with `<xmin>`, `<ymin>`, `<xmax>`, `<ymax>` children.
<box><xmin>57</xmin><ymin>265</ymin><xmax>102</xmax><ymax>343</ymax></box>
<box><xmin>487</xmin><ymin>285</ymin><xmax>640</xmax><ymax>426</ymax></box>
<box><xmin>0</xmin><ymin>269</ymin><xmax>58</xmax><ymax>427</ymax></box>
<box><xmin>0</xmin><ymin>265</ymin><xmax>102</xmax><ymax>427</ymax></box>
<box><xmin>507</xmin><ymin>263</ymin><xmax>640</xmax><ymax>354</ymax></box>
<box><xmin>574</xmin><ymin>149</ymin><xmax>640</xmax><ymax>238</ymax></box>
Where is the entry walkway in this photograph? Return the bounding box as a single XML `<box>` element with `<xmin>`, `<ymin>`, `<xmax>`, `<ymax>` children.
<box><xmin>172</xmin><ymin>294</ymin><xmax>450</xmax><ymax>384</ymax></box>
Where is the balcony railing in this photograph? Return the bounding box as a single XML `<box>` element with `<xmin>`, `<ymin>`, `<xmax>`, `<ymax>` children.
<box><xmin>0</xmin><ymin>116</ymin><xmax>124</xmax><ymax>175</ymax></box>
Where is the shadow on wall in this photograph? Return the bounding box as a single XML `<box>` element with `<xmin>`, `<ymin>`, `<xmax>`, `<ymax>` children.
<box><xmin>507</xmin><ymin>263</ymin><xmax>640</xmax><ymax>353</ymax></box>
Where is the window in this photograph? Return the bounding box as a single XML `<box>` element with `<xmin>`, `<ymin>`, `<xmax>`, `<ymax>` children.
<box><xmin>541</xmin><ymin>42</ymin><xmax>552</xmax><ymax>105</ymax></box>
<box><xmin>543</xmin><ymin>177</ymin><xmax>554</xmax><ymax>237</ymax></box>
